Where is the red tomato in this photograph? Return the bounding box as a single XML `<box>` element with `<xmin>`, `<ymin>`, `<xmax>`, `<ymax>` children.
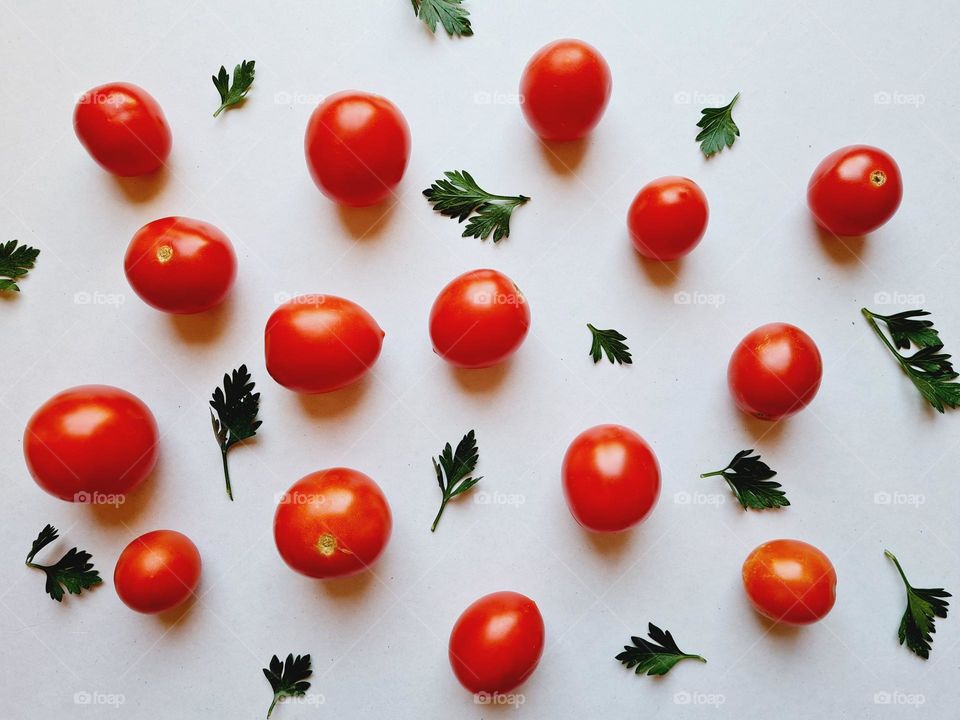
<box><xmin>264</xmin><ymin>295</ymin><xmax>384</xmax><ymax>393</ymax></box>
<box><xmin>304</xmin><ymin>91</ymin><xmax>410</xmax><ymax>207</ymax></box>
<box><xmin>274</xmin><ymin>468</ymin><xmax>392</xmax><ymax>579</ymax></box>
<box><xmin>742</xmin><ymin>539</ymin><xmax>837</xmax><ymax>625</ymax></box>
<box><xmin>520</xmin><ymin>39</ymin><xmax>612</xmax><ymax>141</ymax></box>
<box><xmin>114</xmin><ymin>530</ymin><xmax>201</xmax><ymax>614</ymax></box>
<box><xmin>727</xmin><ymin>323</ymin><xmax>823</xmax><ymax>421</ymax></box>
<box><xmin>23</xmin><ymin>386</ymin><xmax>159</xmax><ymax>502</ymax></box>
<box><xmin>124</xmin><ymin>217</ymin><xmax>237</xmax><ymax>314</ymax></box>
<box><xmin>628</xmin><ymin>176</ymin><xmax>709</xmax><ymax>260</ymax></box>
<box><xmin>73</xmin><ymin>83</ymin><xmax>172</xmax><ymax>177</ymax></box>
<box><xmin>448</xmin><ymin>591</ymin><xmax>545</xmax><ymax>694</ymax></box>
<box><xmin>429</xmin><ymin>269</ymin><xmax>530</xmax><ymax>369</ymax></box>
<box><xmin>562</xmin><ymin>424</ymin><xmax>660</xmax><ymax>532</ymax></box>
<box><xmin>807</xmin><ymin>145</ymin><xmax>902</xmax><ymax>236</ymax></box>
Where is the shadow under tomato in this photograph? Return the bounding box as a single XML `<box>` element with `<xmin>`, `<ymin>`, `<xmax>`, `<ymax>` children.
<box><xmin>336</xmin><ymin>199</ymin><xmax>397</xmax><ymax>241</ymax></box>
<box><xmin>111</xmin><ymin>165</ymin><xmax>169</xmax><ymax>204</ymax></box>
<box><xmin>812</xmin><ymin>219</ymin><xmax>868</xmax><ymax>267</ymax></box>
<box><xmin>296</xmin><ymin>376</ymin><xmax>372</xmax><ymax>419</ymax></box>
<box><xmin>155</xmin><ymin>591</ymin><xmax>201</xmax><ymax>629</ymax></box>
<box><xmin>319</xmin><ymin>569</ymin><xmax>376</xmax><ymax>599</ymax></box>
<box><xmin>584</xmin><ymin>528</ymin><xmax>636</xmax><ymax>559</ymax></box>
<box><xmin>452</xmin><ymin>362</ymin><xmax>511</xmax><ymax>394</ymax></box>
<box><xmin>750</xmin><ymin>611</ymin><xmax>804</xmax><ymax>641</ymax></box>
<box><xmin>89</xmin><ymin>462</ymin><xmax>160</xmax><ymax>527</ymax></box>
<box><xmin>736</xmin><ymin>410</ymin><xmax>787</xmax><ymax>447</ymax></box>
<box><xmin>169</xmin><ymin>297</ymin><xmax>232</xmax><ymax>344</ymax></box>
<box><xmin>538</xmin><ymin>137</ymin><xmax>589</xmax><ymax>176</ymax></box>
<box><xmin>634</xmin><ymin>249</ymin><xmax>684</xmax><ymax>287</ymax></box>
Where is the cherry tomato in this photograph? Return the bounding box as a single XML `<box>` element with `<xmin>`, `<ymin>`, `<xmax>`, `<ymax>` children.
<box><xmin>562</xmin><ymin>424</ymin><xmax>660</xmax><ymax>532</ymax></box>
<box><xmin>73</xmin><ymin>83</ymin><xmax>172</xmax><ymax>177</ymax></box>
<box><xmin>114</xmin><ymin>530</ymin><xmax>202</xmax><ymax>614</ymax></box>
<box><xmin>520</xmin><ymin>39</ymin><xmax>612</xmax><ymax>141</ymax></box>
<box><xmin>727</xmin><ymin>323</ymin><xmax>823</xmax><ymax>421</ymax></box>
<box><xmin>264</xmin><ymin>295</ymin><xmax>384</xmax><ymax>393</ymax></box>
<box><xmin>448</xmin><ymin>591</ymin><xmax>545</xmax><ymax>694</ymax></box>
<box><xmin>429</xmin><ymin>269</ymin><xmax>530</xmax><ymax>369</ymax></box>
<box><xmin>742</xmin><ymin>539</ymin><xmax>837</xmax><ymax>625</ymax></box>
<box><xmin>23</xmin><ymin>386</ymin><xmax>159</xmax><ymax>502</ymax></box>
<box><xmin>807</xmin><ymin>145</ymin><xmax>902</xmax><ymax>236</ymax></box>
<box><xmin>628</xmin><ymin>176</ymin><xmax>709</xmax><ymax>260</ymax></box>
<box><xmin>124</xmin><ymin>216</ymin><xmax>237</xmax><ymax>314</ymax></box>
<box><xmin>304</xmin><ymin>91</ymin><xmax>410</xmax><ymax>207</ymax></box>
<box><xmin>274</xmin><ymin>468</ymin><xmax>392</xmax><ymax>579</ymax></box>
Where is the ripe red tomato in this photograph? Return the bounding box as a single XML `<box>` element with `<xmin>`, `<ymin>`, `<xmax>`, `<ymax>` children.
<box><xmin>628</xmin><ymin>176</ymin><xmax>709</xmax><ymax>260</ymax></box>
<box><xmin>23</xmin><ymin>386</ymin><xmax>159</xmax><ymax>502</ymax></box>
<box><xmin>742</xmin><ymin>539</ymin><xmax>837</xmax><ymax>625</ymax></box>
<box><xmin>73</xmin><ymin>83</ymin><xmax>172</xmax><ymax>177</ymax></box>
<box><xmin>520</xmin><ymin>39</ymin><xmax>612</xmax><ymax>141</ymax></box>
<box><xmin>274</xmin><ymin>468</ymin><xmax>392</xmax><ymax>579</ymax></box>
<box><xmin>264</xmin><ymin>295</ymin><xmax>384</xmax><ymax>393</ymax></box>
<box><xmin>124</xmin><ymin>217</ymin><xmax>237</xmax><ymax>314</ymax></box>
<box><xmin>562</xmin><ymin>424</ymin><xmax>660</xmax><ymax>532</ymax></box>
<box><xmin>807</xmin><ymin>145</ymin><xmax>903</xmax><ymax>236</ymax></box>
<box><xmin>114</xmin><ymin>530</ymin><xmax>202</xmax><ymax>614</ymax></box>
<box><xmin>727</xmin><ymin>323</ymin><xmax>823</xmax><ymax>421</ymax></box>
<box><xmin>304</xmin><ymin>91</ymin><xmax>410</xmax><ymax>207</ymax></box>
<box><xmin>429</xmin><ymin>269</ymin><xmax>530</xmax><ymax>369</ymax></box>
<box><xmin>448</xmin><ymin>591</ymin><xmax>545</xmax><ymax>694</ymax></box>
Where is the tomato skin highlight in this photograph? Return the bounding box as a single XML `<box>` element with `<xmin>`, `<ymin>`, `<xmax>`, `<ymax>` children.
<box><xmin>628</xmin><ymin>176</ymin><xmax>709</xmax><ymax>260</ymax></box>
<box><xmin>23</xmin><ymin>385</ymin><xmax>159</xmax><ymax>502</ymax></box>
<box><xmin>73</xmin><ymin>82</ymin><xmax>172</xmax><ymax>177</ymax></box>
<box><xmin>807</xmin><ymin>145</ymin><xmax>902</xmax><ymax>236</ymax></box>
<box><xmin>273</xmin><ymin>469</ymin><xmax>392</xmax><ymax>579</ymax></box>
<box><xmin>742</xmin><ymin>539</ymin><xmax>837</xmax><ymax>625</ymax></box>
<box><xmin>562</xmin><ymin>424</ymin><xmax>661</xmax><ymax>532</ymax></box>
<box><xmin>304</xmin><ymin>91</ymin><xmax>411</xmax><ymax>207</ymax></box>
<box><xmin>114</xmin><ymin>530</ymin><xmax>202</xmax><ymax>614</ymax></box>
<box><xmin>448</xmin><ymin>591</ymin><xmax>545</xmax><ymax>694</ymax></box>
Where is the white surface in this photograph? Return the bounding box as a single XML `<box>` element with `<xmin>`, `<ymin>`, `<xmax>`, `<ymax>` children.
<box><xmin>1</xmin><ymin>1</ymin><xmax>959</xmax><ymax>717</ymax></box>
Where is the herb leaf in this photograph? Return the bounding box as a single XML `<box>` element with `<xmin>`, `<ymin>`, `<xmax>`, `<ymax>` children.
<box><xmin>431</xmin><ymin>430</ymin><xmax>482</xmax><ymax>532</ymax></box>
<box><xmin>616</xmin><ymin>623</ymin><xmax>706</xmax><ymax>676</ymax></box>
<box><xmin>212</xmin><ymin>60</ymin><xmax>255</xmax><ymax>117</ymax></box>
<box><xmin>0</xmin><ymin>239</ymin><xmax>40</xmax><ymax>292</ymax></box>
<box><xmin>696</xmin><ymin>92</ymin><xmax>741</xmax><ymax>158</ymax></box>
<box><xmin>210</xmin><ymin>365</ymin><xmax>262</xmax><ymax>500</ymax></box>
<box><xmin>701</xmin><ymin>449</ymin><xmax>788</xmax><ymax>510</ymax></box>
<box><xmin>587</xmin><ymin>324</ymin><xmax>632</xmax><ymax>365</ymax></box>
<box><xmin>263</xmin><ymin>653</ymin><xmax>311</xmax><ymax>718</ymax></box>
<box><xmin>885</xmin><ymin>550</ymin><xmax>951</xmax><ymax>659</ymax></box>
<box><xmin>423</xmin><ymin>171</ymin><xmax>529</xmax><ymax>242</ymax></box>
<box><xmin>25</xmin><ymin>524</ymin><xmax>102</xmax><ymax>602</ymax></box>
<box><xmin>411</xmin><ymin>0</ymin><xmax>473</xmax><ymax>37</ymax></box>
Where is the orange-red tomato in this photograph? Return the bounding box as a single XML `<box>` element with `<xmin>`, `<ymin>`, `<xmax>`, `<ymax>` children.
<box><xmin>124</xmin><ymin>216</ymin><xmax>237</xmax><ymax>314</ymax></box>
<box><xmin>23</xmin><ymin>386</ymin><xmax>159</xmax><ymax>502</ymax></box>
<box><xmin>274</xmin><ymin>468</ymin><xmax>392</xmax><ymax>579</ymax></box>
<box><xmin>742</xmin><ymin>539</ymin><xmax>837</xmax><ymax>625</ymax></box>
<box><xmin>264</xmin><ymin>295</ymin><xmax>384</xmax><ymax>393</ymax></box>
<box><xmin>73</xmin><ymin>82</ymin><xmax>171</xmax><ymax>177</ymax></box>
<box><xmin>628</xmin><ymin>176</ymin><xmax>709</xmax><ymax>260</ymax></box>
<box><xmin>562</xmin><ymin>424</ymin><xmax>660</xmax><ymax>532</ymax></box>
<box><xmin>304</xmin><ymin>91</ymin><xmax>411</xmax><ymax>207</ymax></box>
<box><xmin>448</xmin><ymin>591</ymin><xmax>545</xmax><ymax>694</ymax></box>
<box><xmin>114</xmin><ymin>530</ymin><xmax>202</xmax><ymax>614</ymax></box>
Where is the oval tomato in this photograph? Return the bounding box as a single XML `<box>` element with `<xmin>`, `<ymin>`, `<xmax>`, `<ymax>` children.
<box><xmin>24</xmin><ymin>386</ymin><xmax>159</xmax><ymax>502</ymax></box>
<box><xmin>448</xmin><ymin>591</ymin><xmax>545</xmax><ymax>694</ymax></box>
<box><xmin>274</xmin><ymin>468</ymin><xmax>392</xmax><ymax>579</ymax></box>
<box><xmin>562</xmin><ymin>424</ymin><xmax>660</xmax><ymax>532</ymax></box>
<box><xmin>628</xmin><ymin>176</ymin><xmax>709</xmax><ymax>260</ymax></box>
<box><xmin>73</xmin><ymin>83</ymin><xmax>172</xmax><ymax>177</ymax></box>
<box><xmin>304</xmin><ymin>91</ymin><xmax>411</xmax><ymax>207</ymax></box>
<box><xmin>742</xmin><ymin>539</ymin><xmax>837</xmax><ymax>625</ymax></box>
<box><xmin>114</xmin><ymin>530</ymin><xmax>202</xmax><ymax>614</ymax></box>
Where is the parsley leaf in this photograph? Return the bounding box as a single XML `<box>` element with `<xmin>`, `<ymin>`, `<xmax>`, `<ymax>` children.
<box><xmin>411</xmin><ymin>0</ymin><xmax>473</xmax><ymax>37</ymax></box>
<box><xmin>885</xmin><ymin>550</ymin><xmax>951</xmax><ymax>659</ymax></box>
<box><xmin>696</xmin><ymin>92</ymin><xmax>741</xmax><ymax>158</ymax></box>
<box><xmin>423</xmin><ymin>171</ymin><xmax>530</xmax><ymax>242</ymax></box>
<box><xmin>212</xmin><ymin>60</ymin><xmax>255</xmax><ymax>117</ymax></box>
<box><xmin>210</xmin><ymin>365</ymin><xmax>262</xmax><ymax>500</ymax></box>
<box><xmin>431</xmin><ymin>430</ymin><xmax>482</xmax><ymax>532</ymax></box>
<box><xmin>587</xmin><ymin>324</ymin><xmax>632</xmax><ymax>365</ymax></box>
<box><xmin>701</xmin><ymin>449</ymin><xmax>788</xmax><ymax>510</ymax></box>
<box><xmin>25</xmin><ymin>524</ymin><xmax>102</xmax><ymax>602</ymax></box>
<box><xmin>0</xmin><ymin>239</ymin><xmax>40</xmax><ymax>292</ymax></box>
<box><xmin>263</xmin><ymin>653</ymin><xmax>312</xmax><ymax>718</ymax></box>
<box><xmin>616</xmin><ymin>623</ymin><xmax>706</xmax><ymax>676</ymax></box>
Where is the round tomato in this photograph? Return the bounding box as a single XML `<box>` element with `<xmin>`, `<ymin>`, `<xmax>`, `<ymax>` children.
<box><xmin>124</xmin><ymin>216</ymin><xmax>236</xmax><ymax>314</ymax></box>
<box><xmin>304</xmin><ymin>91</ymin><xmax>410</xmax><ymax>207</ymax></box>
<box><xmin>73</xmin><ymin>83</ymin><xmax>172</xmax><ymax>177</ymax></box>
<box><xmin>264</xmin><ymin>295</ymin><xmax>384</xmax><ymax>393</ymax></box>
<box><xmin>742</xmin><ymin>539</ymin><xmax>837</xmax><ymax>625</ymax></box>
<box><xmin>114</xmin><ymin>530</ymin><xmax>201</xmax><ymax>614</ymax></box>
<box><xmin>24</xmin><ymin>386</ymin><xmax>159</xmax><ymax>502</ymax></box>
<box><xmin>274</xmin><ymin>468</ymin><xmax>392</xmax><ymax>579</ymax></box>
<box><xmin>727</xmin><ymin>323</ymin><xmax>822</xmax><ymax>421</ymax></box>
<box><xmin>807</xmin><ymin>145</ymin><xmax>902</xmax><ymax>236</ymax></box>
<box><xmin>628</xmin><ymin>176</ymin><xmax>709</xmax><ymax>260</ymax></box>
<box><xmin>562</xmin><ymin>424</ymin><xmax>660</xmax><ymax>532</ymax></box>
<box><xmin>520</xmin><ymin>39</ymin><xmax>612</xmax><ymax>141</ymax></box>
<box><xmin>429</xmin><ymin>269</ymin><xmax>530</xmax><ymax>369</ymax></box>
<box><xmin>448</xmin><ymin>591</ymin><xmax>545</xmax><ymax>694</ymax></box>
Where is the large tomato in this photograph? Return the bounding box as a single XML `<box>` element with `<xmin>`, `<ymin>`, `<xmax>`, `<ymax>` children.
<box><xmin>304</xmin><ymin>91</ymin><xmax>410</xmax><ymax>207</ymax></box>
<box><xmin>73</xmin><ymin>82</ymin><xmax>172</xmax><ymax>177</ymax></box>
<box><xmin>628</xmin><ymin>176</ymin><xmax>709</xmax><ymax>260</ymax></box>
<box><xmin>742</xmin><ymin>539</ymin><xmax>837</xmax><ymax>625</ymax></box>
<box><xmin>274</xmin><ymin>468</ymin><xmax>392</xmax><ymax>579</ymax></box>
<box><xmin>264</xmin><ymin>295</ymin><xmax>384</xmax><ymax>393</ymax></box>
<box><xmin>24</xmin><ymin>386</ymin><xmax>159</xmax><ymax>502</ymax></box>
<box><xmin>448</xmin><ymin>591</ymin><xmax>545</xmax><ymax>694</ymax></box>
<box><xmin>114</xmin><ymin>530</ymin><xmax>202</xmax><ymax>614</ymax></box>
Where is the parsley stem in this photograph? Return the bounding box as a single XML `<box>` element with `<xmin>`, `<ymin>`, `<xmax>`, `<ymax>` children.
<box><xmin>221</xmin><ymin>449</ymin><xmax>234</xmax><ymax>501</ymax></box>
<box><xmin>699</xmin><ymin>470</ymin><xmax>724</xmax><ymax>478</ymax></box>
<box><xmin>862</xmin><ymin>308</ymin><xmax>907</xmax><ymax>367</ymax></box>
<box><xmin>431</xmin><ymin>498</ymin><xmax>449</xmax><ymax>532</ymax></box>
<box><xmin>884</xmin><ymin>549</ymin><xmax>910</xmax><ymax>587</ymax></box>
<box><xmin>266</xmin><ymin>696</ymin><xmax>278</xmax><ymax>718</ymax></box>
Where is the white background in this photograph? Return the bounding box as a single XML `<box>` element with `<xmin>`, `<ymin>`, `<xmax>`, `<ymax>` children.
<box><xmin>1</xmin><ymin>1</ymin><xmax>959</xmax><ymax>718</ymax></box>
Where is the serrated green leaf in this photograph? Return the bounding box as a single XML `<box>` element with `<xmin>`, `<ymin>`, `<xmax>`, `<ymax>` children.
<box><xmin>701</xmin><ymin>449</ymin><xmax>789</xmax><ymax>510</ymax></box>
<box><xmin>696</xmin><ymin>93</ymin><xmax>740</xmax><ymax>158</ymax></box>
<box><xmin>587</xmin><ymin>324</ymin><xmax>632</xmax><ymax>365</ymax></box>
<box><xmin>411</xmin><ymin>0</ymin><xmax>473</xmax><ymax>37</ymax></box>
<box><xmin>423</xmin><ymin>171</ymin><xmax>529</xmax><ymax>243</ymax></box>
<box><xmin>210</xmin><ymin>365</ymin><xmax>261</xmax><ymax>500</ymax></box>
<box><xmin>431</xmin><ymin>430</ymin><xmax>482</xmax><ymax>531</ymax></box>
<box><xmin>0</xmin><ymin>240</ymin><xmax>40</xmax><ymax>292</ymax></box>
<box><xmin>616</xmin><ymin>623</ymin><xmax>706</xmax><ymax>676</ymax></box>
<box><xmin>25</xmin><ymin>524</ymin><xmax>102</xmax><ymax>602</ymax></box>
<box><xmin>885</xmin><ymin>551</ymin><xmax>951</xmax><ymax>659</ymax></box>
<box><xmin>263</xmin><ymin>653</ymin><xmax>311</xmax><ymax>718</ymax></box>
<box><xmin>213</xmin><ymin>60</ymin><xmax>255</xmax><ymax>117</ymax></box>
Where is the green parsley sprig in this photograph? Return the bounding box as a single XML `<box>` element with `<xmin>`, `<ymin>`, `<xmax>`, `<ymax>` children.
<box><xmin>424</xmin><ymin>171</ymin><xmax>529</xmax><ymax>242</ymax></box>
<box><xmin>263</xmin><ymin>653</ymin><xmax>312</xmax><ymax>718</ymax></box>
<box><xmin>0</xmin><ymin>239</ymin><xmax>40</xmax><ymax>292</ymax></box>
<box><xmin>696</xmin><ymin>93</ymin><xmax>740</xmax><ymax>158</ymax></box>
<box><xmin>411</xmin><ymin>0</ymin><xmax>473</xmax><ymax>37</ymax></box>
<box><xmin>25</xmin><ymin>524</ymin><xmax>102</xmax><ymax>602</ymax></box>
<box><xmin>431</xmin><ymin>430</ymin><xmax>482</xmax><ymax>532</ymax></box>
<box><xmin>210</xmin><ymin>365</ymin><xmax>262</xmax><ymax>500</ymax></box>
<box><xmin>616</xmin><ymin>623</ymin><xmax>706</xmax><ymax>676</ymax></box>
<box><xmin>885</xmin><ymin>550</ymin><xmax>951</xmax><ymax>659</ymax></box>
<box><xmin>587</xmin><ymin>324</ymin><xmax>632</xmax><ymax>365</ymax></box>
<box><xmin>701</xmin><ymin>449</ymin><xmax>788</xmax><ymax>510</ymax></box>
<box><xmin>213</xmin><ymin>60</ymin><xmax>255</xmax><ymax>117</ymax></box>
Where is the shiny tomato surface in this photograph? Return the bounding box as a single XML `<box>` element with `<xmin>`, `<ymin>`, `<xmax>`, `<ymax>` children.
<box><xmin>114</xmin><ymin>530</ymin><xmax>202</xmax><ymax>614</ymax></box>
<box><xmin>628</xmin><ymin>176</ymin><xmax>709</xmax><ymax>260</ymax></box>
<box><xmin>742</xmin><ymin>539</ymin><xmax>837</xmax><ymax>625</ymax></box>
